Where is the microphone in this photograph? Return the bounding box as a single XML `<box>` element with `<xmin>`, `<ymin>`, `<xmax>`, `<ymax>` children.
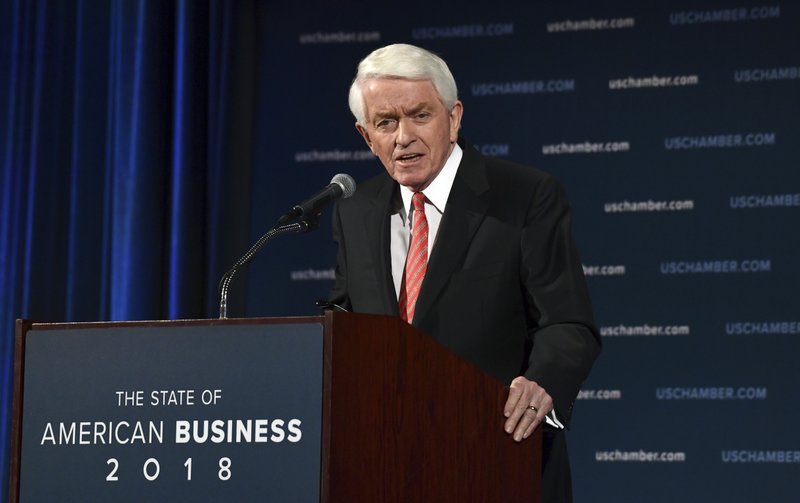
<box><xmin>276</xmin><ymin>173</ymin><xmax>356</xmax><ymax>225</ymax></box>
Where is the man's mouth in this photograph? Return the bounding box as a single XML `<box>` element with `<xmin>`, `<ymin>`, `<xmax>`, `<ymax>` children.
<box><xmin>396</xmin><ymin>153</ymin><xmax>423</xmax><ymax>162</ymax></box>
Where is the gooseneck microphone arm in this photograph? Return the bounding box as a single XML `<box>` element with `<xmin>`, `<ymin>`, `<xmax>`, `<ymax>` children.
<box><xmin>216</xmin><ymin>173</ymin><xmax>356</xmax><ymax>319</ymax></box>
<box><xmin>218</xmin><ymin>214</ymin><xmax>321</xmax><ymax>319</ymax></box>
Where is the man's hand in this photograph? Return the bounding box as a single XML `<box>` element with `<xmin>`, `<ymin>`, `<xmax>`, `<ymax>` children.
<box><xmin>503</xmin><ymin>376</ymin><xmax>554</xmax><ymax>442</ymax></box>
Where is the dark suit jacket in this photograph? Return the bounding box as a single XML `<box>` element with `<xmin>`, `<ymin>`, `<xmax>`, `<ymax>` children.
<box><xmin>329</xmin><ymin>139</ymin><xmax>600</xmax><ymax>502</ymax></box>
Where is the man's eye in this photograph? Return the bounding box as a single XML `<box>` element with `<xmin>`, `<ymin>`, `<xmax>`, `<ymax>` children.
<box><xmin>415</xmin><ymin>112</ymin><xmax>430</xmax><ymax>120</ymax></box>
<box><xmin>376</xmin><ymin>119</ymin><xmax>395</xmax><ymax>129</ymax></box>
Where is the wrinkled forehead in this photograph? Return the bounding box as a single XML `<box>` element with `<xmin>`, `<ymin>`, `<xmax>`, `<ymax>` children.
<box><xmin>360</xmin><ymin>78</ymin><xmax>445</xmax><ymax>113</ymax></box>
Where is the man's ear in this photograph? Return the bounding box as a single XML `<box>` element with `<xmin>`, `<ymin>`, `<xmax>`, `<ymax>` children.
<box><xmin>449</xmin><ymin>100</ymin><xmax>464</xmax><ymax>143</ymax></box>
<box><xmin>355</xmin><ymin>122</ymin><xmax>374</xmax><ymax>153</ymax></box>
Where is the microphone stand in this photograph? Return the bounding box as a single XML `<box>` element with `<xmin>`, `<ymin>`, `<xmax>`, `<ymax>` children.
<box><xmin>218</xmin><ymin>213</ymin><xmax>322</xmax><ymax>319</ymax></box>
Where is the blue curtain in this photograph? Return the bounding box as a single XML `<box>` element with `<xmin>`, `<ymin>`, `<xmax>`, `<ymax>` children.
<box><xmin>0</xmin><ymin>0</ymin><xmax>258</xmax><ymax>495</ymax></box>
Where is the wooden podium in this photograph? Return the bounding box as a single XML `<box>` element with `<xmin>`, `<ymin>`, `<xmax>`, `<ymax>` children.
<box><xmin>10</xmin><ymin>312</ymin><xmax>540</xmax><ymax>502</ymax></box>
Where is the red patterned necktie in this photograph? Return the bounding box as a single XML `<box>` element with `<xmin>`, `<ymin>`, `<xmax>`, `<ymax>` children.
<box><xmin>398</xmin><ymin>192</ymin><xmax>428</xmax><ymax>323</ymax></box>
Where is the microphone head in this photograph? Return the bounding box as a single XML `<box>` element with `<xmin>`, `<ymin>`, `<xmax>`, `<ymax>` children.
<box><xmin>331</xmin><ymin>173</ymin><xmax>356</xmax><ymax>199</ymax></box>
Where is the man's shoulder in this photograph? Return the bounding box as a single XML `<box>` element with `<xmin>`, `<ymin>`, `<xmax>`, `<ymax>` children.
<box><xmin>461</xmin><ymin>142</ymin><xmax>561</xmax><ymax>193</ymax></box>
<box><xmin>357</xmin><ymin>170</ymin><xmax>394</xmax><ymax>193</ymax></box>
<box><xmin>486</xmin><ymin>155</ymin><xmax>553</xmax><ymax>183</ymax></box>
<box><xmin>336</xmin><ymin>170</ymin><xmax>393</xmax><ymax>212</ymax></box>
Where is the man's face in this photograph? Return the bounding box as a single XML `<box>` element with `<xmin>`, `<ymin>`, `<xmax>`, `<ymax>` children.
<box><xmin>356</xmin><ymin>78</ymin><xmax>463</xmax><ymax>192</ymax></box>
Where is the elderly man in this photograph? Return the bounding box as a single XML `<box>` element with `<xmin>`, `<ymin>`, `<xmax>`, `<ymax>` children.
<box><xmin>328</xmin><ymin>43</ymin><xmax>600</xmax><ymax>502</ymax></box>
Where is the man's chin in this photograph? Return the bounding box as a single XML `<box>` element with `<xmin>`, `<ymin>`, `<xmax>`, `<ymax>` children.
<box><xmin>391</xmin><ymin>169</ymin><xmax>431</xmax><ymax>191</ymax></box>
<box><xmin>395</xmin><ymin>177</ymin><xmax>426</xmax><ymax>191</ymax></box>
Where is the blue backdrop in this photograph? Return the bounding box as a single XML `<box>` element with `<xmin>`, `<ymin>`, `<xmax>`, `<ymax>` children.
<box><xmin>2</xmin><ymin>1</ymin><xmax>799</xmax><ymax>501</ymax></box>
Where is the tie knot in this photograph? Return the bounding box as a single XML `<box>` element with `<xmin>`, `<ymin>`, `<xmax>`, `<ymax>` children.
<box><xmin>412</xmin><ymin>192</ymin><xmax>425</xmax><ymax>211</ymax></box>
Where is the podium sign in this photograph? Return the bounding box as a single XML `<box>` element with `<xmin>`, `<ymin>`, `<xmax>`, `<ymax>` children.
<box><xmin>15</xmin><ymin>321</ymin><xmax>323</xmax><ymax>502</ymax></box>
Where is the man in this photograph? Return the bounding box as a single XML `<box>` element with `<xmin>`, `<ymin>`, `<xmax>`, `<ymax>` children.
<box><xmin>328</xmin><ymin>43</ymin><xmax>600</xmax><ymax>502</ymax></box>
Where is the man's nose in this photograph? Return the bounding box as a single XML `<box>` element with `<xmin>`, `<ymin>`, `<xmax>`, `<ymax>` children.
<box><xmin>395</xmin><ymin>118</ymin><xmax>417</xmax><ymax>148</ymax></box>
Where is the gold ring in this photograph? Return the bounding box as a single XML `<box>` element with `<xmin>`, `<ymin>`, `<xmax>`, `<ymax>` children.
<box><xmin>528</xmin><ymin>405</ymin><xmax>538</xmax><ymax>413</ymax></box>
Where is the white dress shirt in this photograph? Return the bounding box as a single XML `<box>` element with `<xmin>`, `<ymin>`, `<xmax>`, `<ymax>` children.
<box><xmin>389</xmin><ymin>144</ymin><xmax>462</xmax><ymax>298</ymax></box>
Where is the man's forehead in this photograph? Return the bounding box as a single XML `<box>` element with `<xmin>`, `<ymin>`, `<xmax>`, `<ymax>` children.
<box><xmin>368</xmin><ymin>99</ymin><xmax>437</xmax><ymax>115</ymax></box>
<box><xmin>362</xmin><ymin>78</ymin><xmax>443</xmax><ymax>110</ymax></box>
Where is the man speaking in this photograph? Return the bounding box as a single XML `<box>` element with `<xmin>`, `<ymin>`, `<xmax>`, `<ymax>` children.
<box><xmin>328</xmin><ymin>43</ymin><xmax>600</xmax><ymax>502</ymax></box>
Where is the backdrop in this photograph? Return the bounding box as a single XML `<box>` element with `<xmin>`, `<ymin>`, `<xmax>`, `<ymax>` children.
<box><xmin>2</xmin><ymin>0</ymin><xmax>799</xmax><ymax>501</ymax></box>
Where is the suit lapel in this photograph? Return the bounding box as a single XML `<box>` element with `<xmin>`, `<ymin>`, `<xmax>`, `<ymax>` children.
<box><xmin>363</xmin><ymin>176</ymin><xmax>400</xmax><ymax>316</ymax></box>
<box><xmin>413</xmin><ymin>146</ymin><xmax>489</xmax><ymax>326</ymax></box>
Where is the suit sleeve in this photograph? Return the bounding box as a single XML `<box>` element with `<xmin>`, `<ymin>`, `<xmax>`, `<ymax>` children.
<box><xmin>327</xmin><ymin>202</ymin><xmax>353</xmax><ymax>311</ymax></box>
<box><xmin>519</xmin><ymin>175</ymin><xmax>601</xmax><ymax>428</ymax></box>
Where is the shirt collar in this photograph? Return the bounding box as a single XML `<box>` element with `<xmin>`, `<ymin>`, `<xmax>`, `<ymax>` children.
<box><xmin>399</xmin><ymin>143</ymin><xmax>462</xmax><ymax>222</ymax></box>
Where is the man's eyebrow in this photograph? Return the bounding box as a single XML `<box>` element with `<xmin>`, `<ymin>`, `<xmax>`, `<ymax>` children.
<box><xmin>373</xmin><ymin>102</ymin><xmax>433</xmax><ymax>119</ymax></box>
<box><xmin>406</xmin><ymin>103</ymin><xmax>431</xmax><ymax>115</ymax></box>
<box><xmin>373</xmin><ymin>110</ymin><xmax>397</xmax><ymax>119</ymax></box>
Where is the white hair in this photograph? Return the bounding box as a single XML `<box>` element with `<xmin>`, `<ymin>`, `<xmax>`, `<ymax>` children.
<box><xmin>348</xmin><ymin>43</ymin><xmax>459</xmax><ymax>127</ymax></box>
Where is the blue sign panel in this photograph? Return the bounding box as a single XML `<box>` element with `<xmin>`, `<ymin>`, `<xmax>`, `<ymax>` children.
<box><xmin>18</xmin><ymin>322</ymin><xmax>323</xmax><ymax>502</ymax></box>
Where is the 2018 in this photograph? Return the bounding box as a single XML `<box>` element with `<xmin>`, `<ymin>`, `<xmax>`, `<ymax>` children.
<box><xmin>106</xmin><ymin>457</ymin><xmax>232</xmax><ymax>481</ymax></box>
